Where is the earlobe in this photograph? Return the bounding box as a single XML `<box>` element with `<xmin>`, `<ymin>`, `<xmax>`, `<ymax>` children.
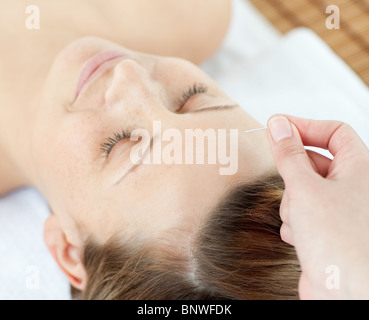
<box><xmin>43</xmin><ymin>214</ymin><xmax>87</xmax><ymax>291</ymax></box>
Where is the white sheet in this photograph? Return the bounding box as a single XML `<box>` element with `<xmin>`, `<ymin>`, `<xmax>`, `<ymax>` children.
<box><xmin>1</xmin><ymin>0</ymin><xmax>368</xmax><ymax>299</ymax></box>
<box><xmin>0</xmin><ymin>188</ymin><xmax>70</xmax><ymax>299</ymax></box>
<box><xmin>202</xmin><ymin>0</ymin><xmax>369</xmax><ymax>147</ymax></box>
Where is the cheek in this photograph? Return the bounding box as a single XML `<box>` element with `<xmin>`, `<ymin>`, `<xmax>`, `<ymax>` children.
<box><xmin>105</xmin><ymin>164</ymin><xmax>227</xmax><ymax>242</ymax></box>
<box><xmin>118</xmin><ymin>163</ymin><xmax>223</xmax><ymax>222</ymax></box>
<box><xmin>60</xmin><ymin>111</ymin><xmax>109</xmax><ymax>159</ymax></box>
<box><xmin>31</xmin><ymin>112</ymin><xmax>102</xmax><ymax>191</ymax></box>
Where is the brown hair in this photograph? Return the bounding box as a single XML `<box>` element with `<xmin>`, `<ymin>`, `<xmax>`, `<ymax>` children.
<box><xmin>74</xmin><ymin>173</ymin><xmax>300</xmax><ymax>300</ymax></box>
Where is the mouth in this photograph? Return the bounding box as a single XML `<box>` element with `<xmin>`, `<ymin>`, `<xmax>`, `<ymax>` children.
<box><xmin>74</xmin><ymin>50</ymin><xmax>129</xmax><ymax>101</ymax></box>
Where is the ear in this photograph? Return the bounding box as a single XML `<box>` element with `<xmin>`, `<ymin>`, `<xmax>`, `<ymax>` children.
<box><xmin>43</xmin><ymin>214</ymin><xmax>87</xmax><ymax>291</ymax></box>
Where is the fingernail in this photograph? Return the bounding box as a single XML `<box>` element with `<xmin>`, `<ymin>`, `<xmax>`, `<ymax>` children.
<box><xmin>268</xmin><ymin>116</ymin><xmax>292</xmax><ymax>142</ymax></box>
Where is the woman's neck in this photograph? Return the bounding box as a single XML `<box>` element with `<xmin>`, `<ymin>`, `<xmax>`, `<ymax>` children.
<box><xmin>0</xmin><ymin>151</ymin><xmax>29</xmax><ymax>196</ymax></box>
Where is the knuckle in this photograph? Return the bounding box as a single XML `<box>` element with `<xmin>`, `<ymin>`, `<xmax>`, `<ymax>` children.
<box><xmin>334</xmin><ymin>121</ymin><xmax>354</xmax><ymax>139</ymax></box>
<box><xmin>338</xmin><ymin>121</ymin><xmax>352</xmax><ymax>131</ymax></box>
<box><xmin>333</xmin><ymin>121</ymin><xmax>365</xmax><ymax>149</ymax></box>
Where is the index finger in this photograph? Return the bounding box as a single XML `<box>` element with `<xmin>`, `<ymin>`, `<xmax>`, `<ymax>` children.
<box><xmin>281</xmin><ymin>115</ymin><xmax>368</xmax><ymax>157</ymax></box>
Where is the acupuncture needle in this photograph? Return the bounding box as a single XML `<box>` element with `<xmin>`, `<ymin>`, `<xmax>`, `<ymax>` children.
<box><xmin>206</xmin><ymin>127</ymin><xmax>267</xmax><ymax>140</ymax></box>
<box><xmin>239</xmin><ymin>127</ymin><xmax>267</xmax><ymax>135</ymax></box>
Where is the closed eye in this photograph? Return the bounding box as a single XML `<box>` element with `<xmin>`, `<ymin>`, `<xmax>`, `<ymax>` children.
<box><xmin>100</xmin><ymin>83</ymin><xmax>212</xmax><ymax>159</ymax></box>
<box><xmin>176</xmin><ymin>82</ymin><xmax>208</xmax><ymax>112</ymax></box>
<box><xmin>100</xmin><ymin>129</ymin><xmax>131</xmax><ymax>158</ymax></box>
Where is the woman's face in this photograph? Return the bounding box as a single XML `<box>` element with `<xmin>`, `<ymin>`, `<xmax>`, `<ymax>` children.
<box><xmin>29</xmin><ymin>37</ymin><xmax>275</xmax><ymax>246</ymax></box>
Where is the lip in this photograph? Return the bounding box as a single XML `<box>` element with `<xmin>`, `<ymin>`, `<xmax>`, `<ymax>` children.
<box><xmin>74</xmin><ymin>50</ymin><xmax>128</xmax><ymax>101</ymax></box>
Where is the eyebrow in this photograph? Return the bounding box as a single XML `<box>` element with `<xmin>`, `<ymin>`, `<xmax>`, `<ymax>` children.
<box><xmin>190</xmin><ymin>104</ymin><xmax>239</xmax><ymax>114</ymax></box>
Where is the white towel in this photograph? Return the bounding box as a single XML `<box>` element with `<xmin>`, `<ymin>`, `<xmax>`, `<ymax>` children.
<box><xmin>0</xmin><ymin>188</ymin><xmax>70</xmax><ymax>299</ymax></box>
<box><xmin>202</xmin><ymin>0</ymin><xmax>369</xmax><ymax>147</ymax></box>
<box><xmin>1</xmin><ymin>0</ymin><xmax>368</xmax><ymax>299</ymax></box>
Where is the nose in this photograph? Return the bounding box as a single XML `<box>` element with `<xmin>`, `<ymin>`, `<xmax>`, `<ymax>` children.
<box><xmin>105</xmin><ymin>59</ymin><xmax>158</xmax><ymax>109</ymax></box>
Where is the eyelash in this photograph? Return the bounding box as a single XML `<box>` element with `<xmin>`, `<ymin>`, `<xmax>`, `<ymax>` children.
<box><xmin>100</xmin><ymin>82</ymin><xmax>208</xmax><ymax>158</ymax></box>
<box><xmin>178</xmin><ymin>83</ymin><xmax>208</xmax><ymax>112</ymax></box>
<box><xmin>100</xmin><ymin>129</ymin><xmax>131</xmax><ymax>158</ymax></box>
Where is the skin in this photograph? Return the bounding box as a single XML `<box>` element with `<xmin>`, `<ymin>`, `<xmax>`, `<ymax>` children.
<box><xmin>0</xmin><ymin>0</ymin><xmax>276</xmax><ymax>290</ymax></box>
<box><xmin>267</xmin><ymin>115</ymin><xmax>369</xmax><ymax>299</ymax></box>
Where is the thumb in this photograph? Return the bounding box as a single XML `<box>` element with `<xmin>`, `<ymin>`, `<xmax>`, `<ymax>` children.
<box><xmin>267</xmin><ymin>115</ymin><xmax>316</xmax><ymax>187</ymax></box>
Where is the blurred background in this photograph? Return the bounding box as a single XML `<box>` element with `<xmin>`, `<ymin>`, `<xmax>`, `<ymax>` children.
<box><xmin>250</xmin><ymin>0</ymin><xmax>369</xmax><ymax>86</ymax></box>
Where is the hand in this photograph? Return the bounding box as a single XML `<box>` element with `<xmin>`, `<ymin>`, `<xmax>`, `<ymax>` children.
<box><xmin>267</xmin><ymin>115</ymin><xmax>369</xmax><ymax>299</ymax></box>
